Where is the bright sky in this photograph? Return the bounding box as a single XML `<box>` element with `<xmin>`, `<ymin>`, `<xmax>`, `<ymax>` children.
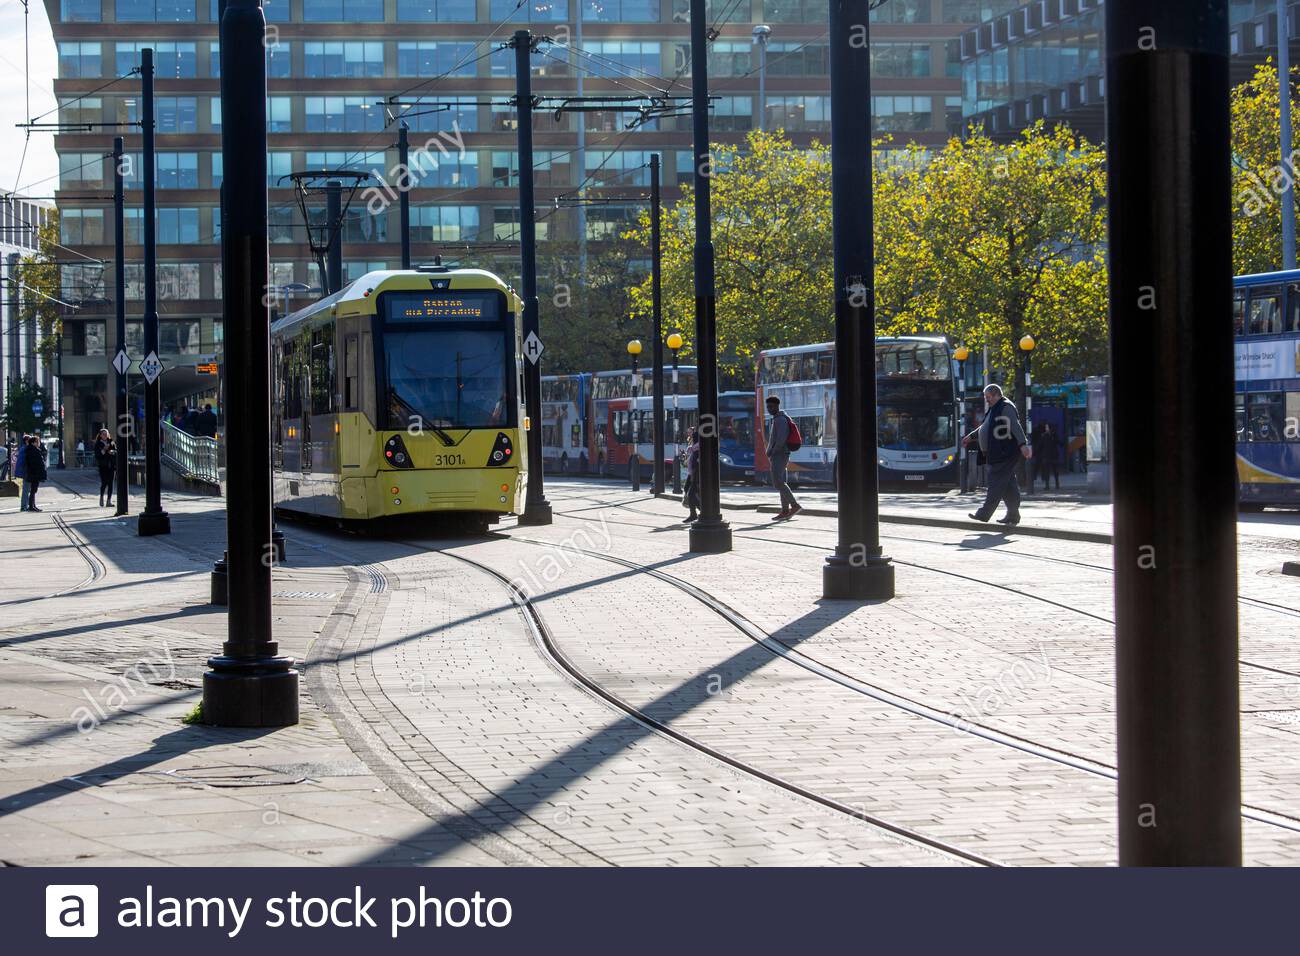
<box><xmin>0</xmin><ymin>0</ymin><xmax>60</xmax><ymax>200</ymax></box>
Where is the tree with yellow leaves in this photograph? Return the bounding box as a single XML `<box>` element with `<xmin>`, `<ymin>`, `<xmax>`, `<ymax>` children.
<box><xmin>1231</xmin><ymin>59</ymin><xmax>1300</xmax><ymax>276</ymax></box>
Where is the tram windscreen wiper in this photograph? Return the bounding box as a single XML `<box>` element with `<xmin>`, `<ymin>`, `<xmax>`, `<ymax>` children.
<box><xmin>431</xmin><ymin>426</ymin><xmax>457</xmax><ymax>447</ymax></box>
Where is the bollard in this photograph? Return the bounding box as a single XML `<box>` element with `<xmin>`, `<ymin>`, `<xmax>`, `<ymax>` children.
<box><xmin>211</xmin><ymin>550</ymin><xmax>228</xmax><ymax>606</ymax></box>
<box><xmin>630</xmin><ymin>455</ymin><xmax>641</xmax><ymax>492</ymax></box>
<box><xmin>271</xmin><ymin>529</ymin><xmax>286</xmax><ymax>563</ymax></box>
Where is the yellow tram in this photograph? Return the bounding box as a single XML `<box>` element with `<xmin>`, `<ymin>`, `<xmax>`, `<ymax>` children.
<box><xmin>271</xmin><ymin>265</ymin><xmax>528</xmax><ymax>530</ymax></box>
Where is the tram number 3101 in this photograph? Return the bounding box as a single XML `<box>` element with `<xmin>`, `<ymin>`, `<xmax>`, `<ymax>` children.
<box><xmin>433</xmin><ymin>454</ymin><xmax>466</xmax><ymax>467</ymax></box>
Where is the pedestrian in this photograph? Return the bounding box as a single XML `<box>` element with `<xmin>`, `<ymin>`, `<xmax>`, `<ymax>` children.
<box><xmin>963</xmin><ymin>384</ymin><xmax>1031</xmax><ymax>526</ymax></box>
<box><xmin>682</xmin><ymin>426</ymin><xmax>701</xmax><ymax>523</ymax></box>
<box><xmin>197</xmin><ymin>403</ymin><xmax>218</xmax><ymax>438</ymax></box>
<box><xmin>0</xmin><ymin>434</ymin><xmax>12</xmax><ymax>481</ymax></box>
<box><xmin>22</xmin><ymin>435</ymin><xmax>47</xmax><ymax>513</ymax></box>
<box><xmin>764</xmin><ymin>395</ymin><xmax>802</xmax><ymax>521</ymax></box>
<box><xmin>13</xmin><ymin>432</ymin><xmax>27</xmax><ymax>510</ymax></box>
<box><xmin>1033</xmin><ymin>422</ymin><xmax>1062</xmax><ymax>491</ymax></box>
<box><xmin>182</xmin><ymin>405</ymin><xmax>200</xmax><ymax>436</ymax></box>
<box><xmin>94</xmin><ymin>427</ymin><xmax>117</xmax><ymax>507</ymax></box>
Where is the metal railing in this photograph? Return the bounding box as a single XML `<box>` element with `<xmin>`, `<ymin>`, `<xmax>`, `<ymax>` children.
<box><xmin>161</xmin><ymin>420</ymin><xmax>220</xmax><ymax>485</ymax></box>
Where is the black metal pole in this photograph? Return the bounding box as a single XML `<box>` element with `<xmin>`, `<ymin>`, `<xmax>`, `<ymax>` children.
<box><xmin>326</xmin><ymin>180</ymin><xmax>342</xmax><ymax>295</ymax></box>
<box><xmin>137</xmin><ymin>47</ymin><xmax>170</xmax><ymax>536</ymax></box>
<box><xmin>55</xmin><ymin>350</ymin><xmax>65</xmax><ymax>468</ymax></box>
<box><xmin>203</xmin><ymin>0</ymin><xmax>298</xmax><ymax>728</ymax></box>
<box><xmin>822</xmin><ymin>0</ymin><xmax>892</xmax><ymax>599</ymax></box>
<box><xmin>650</xmin><ymin>153</ymin><xmax>666</xmax><ymax>496</ymax></box>
<box><xmin>514</xmin><ymin>29</ymin><xmax>552</xmax><ymax>525</ymax></box>
<box><xmin>671</xmin><ymin>350</ymin><xmax>682</xmax><ymax>494</ymax></box>
<box><xmin>1106</xmin><ymin>0</ymin><xmax>1239</xmax><ymax>865</ymax></box>
<box><xmin>113</xmin><ymin>136</ymin><xmax>129</xmax><ymax>515</ymax></box>
<box><xmin>687</xmin><ymin>0</ymin><xmax>731</xmax><ymax>553</ymax></box>
<box><xmin>398</xmin><ymin>123</ymin><xmax>411</xmax><ymax>270</ymax></box>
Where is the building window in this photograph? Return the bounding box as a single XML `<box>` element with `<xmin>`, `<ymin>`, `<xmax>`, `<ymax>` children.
<box><xmin>155</xmin><ymin>96</ymin><xmax>198</xmax><ymax>133</ymax></box>
<box><xmin>671</xmin><ymin>0</ymin><xmax>745</xmax><ymax>23</ymax></box>
<box><xmin>156</xmin><ymin>264</ymin><xmax>202</xmax><ymax>300</ymax></box>
<box><xmin>157</xmin><ymin>208</ymin><xmax>200</xmax><ymax>244</ymax></box>
<box><xmin>305</xmin><ymin>151</ymin><xmax>389</xmax><ymax>182</ymax></box>
<box><xmin>872</xmin><ymin>95</ymin><xmax>933</xmax><ymax>132</ymax></box>
<box><xmin>765</xmin><ymin>95</ymin><xmax>830</xmax><ymax>132</ymax></box>
<box><xmin>116</xmin><ymin>0</ymin><xmax>197</xmax><ymax>22</ymax></box>
<box><xmin>408</xmin><ymin>150</ymin><xmax>479</xmax><ymax>188</ymax></box>
<box><xmin>156</xmin><ymin>152</ymin><xmax>200</xmax><ymax>188</ymax></box>
<box><xmin>489</xmin><ymin>0</ymin><xmax>569</xmax><ymax>20</ymax></box>
<box><xmin>211</xmin><ymin>152</ymin><xmax>222</xmax><ymax>189</ymax></box>
<box><xmin>61</xmin><ymin>209</ymin><xmax>106</xmax><ymax>246</ymax></box>
<box><xmin>344</xmin><ymin>261</ymin><xmax>389</xmax><ymax>282</ymax></box>
<box><xmin>401</xmin><ymin>101</ymin><xmax>478</xmax><ymax>133</ymax></box>
<box><xmin>305</xmin><ymin>97</ymin><xmax>385</xmax><ymax>133</ymax></box>
<box><xmin>58</xmin><ymin>42</ymin><xmax>102</xmax><ymax>78</ymax></box>
<box><xmin>61</xmin><ymin>264</ymin><xmax>107</xmax><ymax>303</ymax></box>
<box><xmin>396</xmin><ymin>0</ymin><xmax>477</xmax><ymax>22</ymax></box>
<box><xmin>871</xmin><ymin>42</ymin><xmax>933</xmax><ymax>79</ymax></box>
<box><xmin>580</xmin><ymin>41</ymin><xmax>661</xmax><ymax>79</ymax></box>
<box><xmin>268</xmin><ymin>151</ymin><xmax>295</xmax><ymax>186</ymax></box>
<box><xmin>766</xmin><ymin>40</ymin><xmax>828</xmax><ymax>76</ymax></box>
<box><xmin>59</xmin><ymin>96</ymin><xmax>102</xmax><ymax>128</ymax></box>
<box><xmin>268</xmin><ymin>97</ymin><xmax>292</xmax><ymax>132</ymax></box>
<box><xmin>871</xmin><ymin>0</ymin><xmax>930</xmax><ymax>22</ymax></box>
<box><xmin>210</xmin><ymin>98</ymin><xmax>221</xmax><ymax>131</ymax></box>
<box><xmin>585</xmin><ymin>205</ymin><xmax>636</xmax><ymax>240</ymax></box>
<box><xmin>582</xmin><ymin>0</ymin><xmax>657</xmax><ymax>22</ymax></box>
<box><xmin>712</xmin><ymin>95</ymin><xmax>753</xmax><ymax>131</ymax></box>
<box><xmin>61</xmin><ymin>0</ymin><xmax>101</xmax><ymax>22</ymax></box>
<box><xmin>211</xmin><ymin>0</ymin><xmax>290</xmax><ymax>20</ymax></box>
<box><xmin>117</xmin><ymin>42</ymin><xmax>197</xmax><ymax>78</ymax></box>
<box><xmin>763</xmin><ymin>0</ymin><xmax>827</xmax><ymax>23</ymax></box>
<box><xmin>161</xmin><ymin>320</ymin><xmax>202</xmax><ymax>354</ymax></box>
<box><xmin>304</xmin><ymin>41</ymin><xmax>385</xmax><ymax>78</ymax></box>
<box><xmin>396</xmin><ymin>41</ymin><xmax>478</xmax><ymax>77</ymax></box>
<box><xmin>267</xmin><ymin>42</ymin><xmax>292</xmax><ymax>78</ymax></box>
<box><xmin>411</xmin><ymin>206</ymin><xmax>480</xmax><ymax>242</ymax></box>
<box><xmin>60</xmin><ymin>153</ymin><xmax>106</xmax><ymax>188</ymax></box>
<box><xmin>491</xmin><ymin>150</ymin><xmax>571</xmax><ymax>187</ymax></box>
<box><xmin>303</xmin><ymin>0</ymin><xmax>384</xmax><ymax>21</ymax></box>
<box><xmin>585</xmin><ymin>150</ymin><xmax>655</xmax><ymax>187</ymax></box>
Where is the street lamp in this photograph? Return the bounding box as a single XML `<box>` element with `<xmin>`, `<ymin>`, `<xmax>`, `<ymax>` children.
<box><xmin>627</xmin><ymin>338</ymin><xmax>642</xmax><ymax>377</ymax></box>
<box><xmin>954</xmin><ymin>345</ymin><xmax>969</xmax><ymax>493</ymax></box>
<box><xmin>1019</xmin><ymin>334</ymin><xmax>1036</xmax><ymax>497</ymax></box>
<box><xmin>753</xmin><ymin>24</ymin><xmax>772</xmax><ymax>132</ymax></box>
<box><xmin>667</xmin><ymin>332</ymin><xmax>683</xmax><ymax>493</ymax></box>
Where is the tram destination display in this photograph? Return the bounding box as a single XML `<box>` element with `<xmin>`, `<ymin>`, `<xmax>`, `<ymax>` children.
<box><xmin>385</xmin><ymin>291</ymin><xmax>501</xmax><ymax>322</ymax></box>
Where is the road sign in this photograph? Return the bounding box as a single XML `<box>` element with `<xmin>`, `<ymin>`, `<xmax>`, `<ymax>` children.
<box><xmin>31</xmin><ymin>400</ymin><xmax>43</xmax><ymax>417</ymax></box>
<box><xmin>196</xmin><ymin>363</ymin><xmax>218</xmax><ymax>375</ymax></box>
<box><xmin>112</xmin><ymin>349</ymin><xmax>130</xmax><ymax>376</ymax></box>
<box><xmin>523</xmin><ymin>331</ymin><xmax>544</xmax><ymax>365</ymax></box>
<box><xmin>141</xmin><ymin>351</ymin><xmax>164</xmax><ymax>386</ymax></box>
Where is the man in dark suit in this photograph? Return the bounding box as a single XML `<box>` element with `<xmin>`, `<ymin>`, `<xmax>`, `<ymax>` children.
<box><xmin>964</xmin><ymin>384</ymin><xmax>1032</xmax><ymax>526</ymax></box>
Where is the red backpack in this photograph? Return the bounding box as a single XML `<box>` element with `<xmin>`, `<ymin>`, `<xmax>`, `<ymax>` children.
<box><xmin>784</xmin><ymin>415</ymin><xmax>803</xmax><ymax>452</ymax></box>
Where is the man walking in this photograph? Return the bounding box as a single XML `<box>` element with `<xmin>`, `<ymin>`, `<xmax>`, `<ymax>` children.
<box><xmin>964</xmin><ymin>384</ymin><xmax>1031</xmax><ymax>526</ymax></box>
<box><xmin>765</xmin><ymin>395</ymin><xmax>802</xmax><ymax>520</ymax></box>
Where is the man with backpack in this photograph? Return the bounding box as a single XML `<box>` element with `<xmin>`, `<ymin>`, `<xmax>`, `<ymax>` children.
<box><xmin>963</xmin><ymin>384</ymin><xmax>1032</xmax><ymax>526</ymax></box>
<box><xmin>765</xmin><ymin>395</ymin><xmax>803</xmax><ymax>520</ymax></box>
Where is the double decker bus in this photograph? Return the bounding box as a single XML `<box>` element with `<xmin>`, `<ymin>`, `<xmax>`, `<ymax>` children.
<box><xmin>1233</xmin><ymin>270</ymin><xmax>1300</xmax><ymax>506</ymax></box>
<box><xmin>754</xmin><ymin>337</ymin><xmax>960</xmax><ymax>487</ymax></box>
<box><xmin>589</xmin><ymin>366</ymin><xmax>696</xmax><ymax>475</ymax></box>
<box><xmin>604</xmin><ymin>391</ymin><xmax>757</xmax><ymax>482</ymax></box>
<box><xmin>541</xmin><ymin>373</ymin><xmax>591</xmax><ymax>473</ymax></box>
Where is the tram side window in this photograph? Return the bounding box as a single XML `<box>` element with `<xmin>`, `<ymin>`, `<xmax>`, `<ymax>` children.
<box><xmin>310</xmin><ymin>323</ymin><xmax>336</xmax><ymax>416</ymax></box>
<box><xmin>284</xmin><ymin>343</ymin><xmax>303</xmax><ymax>419</ymax></box>
<box><xmin>1249</xmin><ymin>290</ymin><xmax>1282</xmax><ymax>334</ymax></box>
<box><xmin>343</xmin><ymin>334</ymin><xmax>358</xmax><ymax>410</ymax></box>
<box><xmin>1245</xmin><ymin>392</ymin><xmax>1285</xmax><ymax>441</ymax></box>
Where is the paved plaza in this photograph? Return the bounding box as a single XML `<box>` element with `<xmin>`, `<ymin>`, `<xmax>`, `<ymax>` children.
<box><xmin>3</xmin><ymin>471</ymin><xmax>1300</xmax><ymax>866</ymax></box>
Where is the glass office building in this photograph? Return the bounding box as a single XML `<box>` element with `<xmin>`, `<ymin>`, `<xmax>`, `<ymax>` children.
<box><xmin>958</xmin><ymin>0</ymin><xmax>1282</xmax><ymax>141</ymax></box>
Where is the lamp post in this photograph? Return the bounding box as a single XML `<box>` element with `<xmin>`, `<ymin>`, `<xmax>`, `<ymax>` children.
<box><xmin>753</xmin><ymin>24</ymin><xmax>772</xmax><ymax>132</ymax></box>
<box><xmin>650</xmin><ymin>152</ymin><xmax>665</xmax><ymax>495</ymax></box>
<box><xmin>1019</xmin><ymin>334</ymin><xmax>1035</xmax><ymax>497</ymax></box>
<box><xmin>667</xmin><ymin>332</ymin><xmax>683</xmax><ymax>494</ymax></box>
<box><xmin>955</xmin><ymin>345</ymin><xmax>969</xmax><ymax>493</ymax></box>
<box><xmin>627</xmin><ymin>339</ymin><xmax>643</xmax><ymax>489</ymax></box>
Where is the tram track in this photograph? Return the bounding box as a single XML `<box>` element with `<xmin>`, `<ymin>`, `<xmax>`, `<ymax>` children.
<box><xmin>572</xmin><ymin>498</ymin><xmax>1300</xmax><ymax>679</ymax></box>
<box><xmin>533</xmin><ymin>497</ymin><xmax>1300</xmax><ymax>837</ymax></box>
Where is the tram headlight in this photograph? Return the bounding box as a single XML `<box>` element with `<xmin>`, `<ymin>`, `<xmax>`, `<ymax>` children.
<box><xmin>384</xmin><ymin>434</ymin><xmax>414</xmax><ymax>469</ymax></box>
<box><xmin>487</xmin><ymin>432</ymin><xmax>514</xmax><ymax>467</ymax></box>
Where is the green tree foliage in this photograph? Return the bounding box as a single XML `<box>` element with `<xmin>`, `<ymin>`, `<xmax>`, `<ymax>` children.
<box><xmin>0</xmin><ymin>376</ymin><xmax>53</xmax><ymax>436</ymax></box>
<box><xmin>626</xmin><ymin>131</ymin><xmax>835</xmax><ymax>385</ymax></box>
<box><xmin>12</xmin><ymin>218</ymin><xmax>64</xmax><ymax>370</ymax></box>
<box><xmin>874</xmin><ymin>123</ymin><xmax>1109</xmax><ymax>389</ymax></box>
<box><xmin>1231</xmin><ymin>59</ymin><xmax>1300</xmax><ymax>276</ymax></box>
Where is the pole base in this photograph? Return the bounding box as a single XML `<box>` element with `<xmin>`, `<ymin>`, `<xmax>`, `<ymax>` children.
<box><xmin>823</xmin><ymin>557</ymin><xmax>896</xmax><ymax>601</ymax></box>
<box><xmin>137</xmin><ymin>510</ymin><xmax>171</xmax><ymax>536</ymax></box>
<box><xmin>1284</xmin><ymin>561</ymin><xmax>1300</xmax><ymax>577</ymax></box>
<box><xmin>518</xmin><ymin>501</ymin><xmax>553</xmax><ymax>526</ymax></box>
<box><xmin>689</xmin><ymin>518</ymin><xmax>733</xmax><ymax>553</ymax></box>
<box><xmin>211</xmin><ymin>558</ymin><xmax>228</xmax><ymax>606</ymax></box>
<box><xmin>202</xmin><ymin>655</ymin><xmax>299</xmax><ymax>727</ymax></box>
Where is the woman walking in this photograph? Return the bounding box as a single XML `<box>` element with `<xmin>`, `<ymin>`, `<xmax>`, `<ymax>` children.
<box><xmin>94</xmin><ymin>428</ymin><xmax>117</xmax><ymax>507</ymax></box>
<box><xmin>682</xmin><ymin>426</ymin><xmax>701</xmax><ymax>523</ymax></box>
